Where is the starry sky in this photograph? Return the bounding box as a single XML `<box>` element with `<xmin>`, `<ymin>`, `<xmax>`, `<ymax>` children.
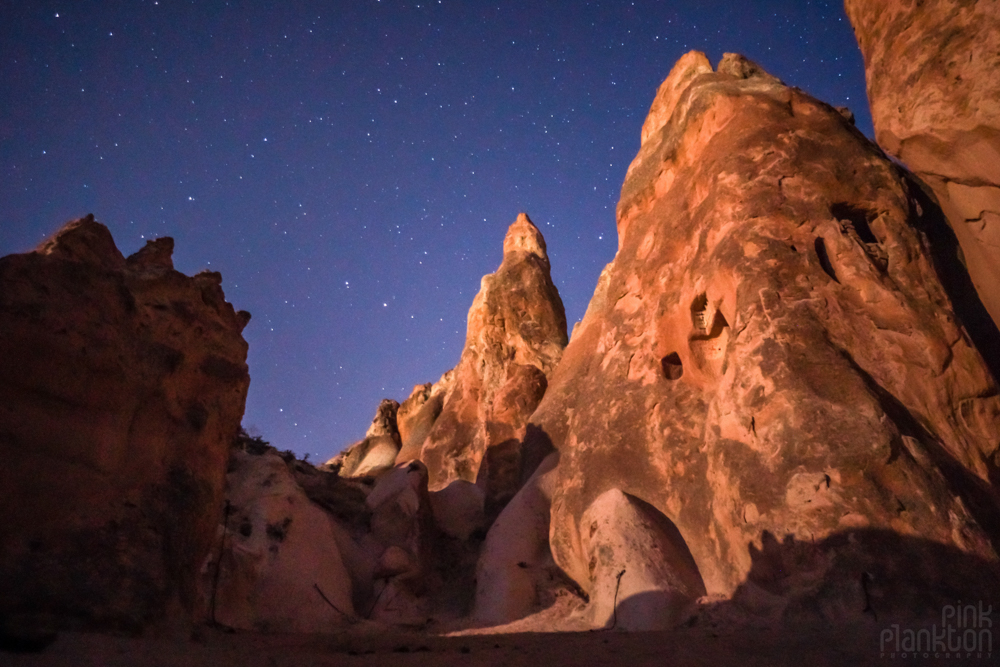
<box><xmin>1</xmin><ymin>1</ymin><xmax>873</xmax><ymax>460</ymax></box>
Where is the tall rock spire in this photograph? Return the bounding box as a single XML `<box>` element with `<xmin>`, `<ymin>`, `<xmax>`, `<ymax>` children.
<box><xmin>398</xmin><ymin>212</ymin><xmax>567</xmax><ymax>515</ymax></box>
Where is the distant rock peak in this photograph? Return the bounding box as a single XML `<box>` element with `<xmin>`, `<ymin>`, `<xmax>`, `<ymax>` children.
<box><xmin>716</xmin><ymin>52</ymin><xmax>782</xmax><ymax>83</ymax></box>
<box><xmin>639</xmin><ymin>51</ymin><xmax>712</xmax><ymax>147</ymax></box>
<box><xmin>36</xmin><ymin>213</ymin><xmax>126</xmax><ymax>271</ymax></box>
<box><xmin>127</xmin><ymin>236</ymin><xmax>175</xmax><ymax>271</ymax></box>
<box><xmin>502</xmin><ymin>212</ymin><xmax>548</xmax><ymax>264</ymax></box>
<box><xmin>388</xmin><ymin>212</ymin><xmax>566</xmax><ymax>503</ymax></box>
<box><xmin>327</xmin><ymin>398</ymin><xmax>402</xmax><ymax>478</ymax></box>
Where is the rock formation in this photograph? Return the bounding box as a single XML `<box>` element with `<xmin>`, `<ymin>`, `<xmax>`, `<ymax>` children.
<box><xmin>361</xmin><ymin>462</ymin><xmax>444</xmax><ymax>624</ymax></box>
<box><xmin>394</xmin><ymin>373</ymin><xmax>453</xmax><ymax>464</ymax></box>
<box><xmin>508</xmin><ymin>52</ymin><xmax>1000</xmax><ymax>626</ymax></box>
<box><xmin>326</xmin><ymin>399</ymin><xmax>402</xmax><ymax>478</ymax></box>
<box><xmin>7</xmin><ymin>28</ymin><xmax>1000</xmax><ymax>647</ymax></box>
<box><xmin>579</xmin><ymin>489</ymin><xmax>706</xmax><ymax>630</ymax></box>
<box><xmin>396</xmin><ymin>383</ymin><xmax>433</xmax><ymax>447</ymax></box>
<box><xmin>472</xmin><ymin>452</ymin><xmax>565</xmax><ymax>626</ymax></box>
<box><xmin>400</xmin><ymin>213</ymin><xmax>568</xmax><ymax>515</ymax></box>
<box><xmin>200</xmin><ymin>450</ymin><xmax>356</xmax><ymax>632</ymax></box>
<box><xmin>194</xmin><ymin>215</ymin><xmax>571</xmax><ymax>636</ymax></box>
<box><xmin>0</xmin><ymin>216</ymin><xmax>250</xmax><ymax>631</ymax></box>
<box><xmin>844</xmin><ymin>0</ymin><xmax>1000</xmax><ymax>355</ymax></box>
<box><xmin>206</xmin><ymin>439</ymin><xmax>495</xmax><ymax>630</ymax></box>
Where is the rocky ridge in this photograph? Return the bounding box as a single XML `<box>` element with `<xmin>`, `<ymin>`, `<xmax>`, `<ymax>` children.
<box><xmin>325</xmin><ymin>398</ymin><xmax>402</xmax><ymax>478</ymax></box>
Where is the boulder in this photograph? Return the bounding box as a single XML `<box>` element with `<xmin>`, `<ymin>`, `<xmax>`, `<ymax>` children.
<box><xmin>472</xmin><ymin>453</ymin><xmax>560</xmax><ymax>626</ymax></box>
<box><xmin>844</xmin><ymin>0</ymin><xmax>1000</xmax><ymax>354</ymax></box>
<box><xmin>531</xmin><ymin>52</ymin><xmax>1000</xmax><ymax>622</ymax></box>
<box><xmin>366</xmin><ymin>462</ymin><xmax>434</xmax><ymax>554</ymax></box>
<box><xmin>580</xmin><ymin>489</ymin><xmax>705</xmax><ymax>630</ymax></box>
<box><xmin>363</xmin><ymin>462</ymin><xmax>440</xmax><ymax>623</ymax></box>
<box><xmin>200</xmin><ymin>451</ymin><xmax>355</xmax><ymax>632</ymax></box>
<box><xmin>429</xmin><ymin>479</ymin><xmax>486</xmax><ymax>542</ymax></box>
<box><xmin>0</xmin><ymin>216</ymin><xmax>250</xmax><ymax>631</ymax></box>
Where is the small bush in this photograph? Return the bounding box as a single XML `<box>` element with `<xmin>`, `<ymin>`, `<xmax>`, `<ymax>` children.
<box><xmin>233</xmin><ymin>427</ymin><xmax>271</xmax><ymax>455</ymax></box>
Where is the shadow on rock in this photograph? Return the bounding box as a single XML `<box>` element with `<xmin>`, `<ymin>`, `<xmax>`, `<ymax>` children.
<box><xmin>719</xmin><ymin>529</ymin><xmax>1000</xmax><ymax>626</ymax></box>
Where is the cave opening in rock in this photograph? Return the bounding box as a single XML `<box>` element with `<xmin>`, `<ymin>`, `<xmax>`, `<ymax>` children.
<box><xmin>661</xmin><ymin>352</ymin><xmax>684</xmax><ymax>380</ymax></box>
<box><xmin>814</xmin><ymin>237</ymin><xmax>838</xmax><ymax>282</ymax></box>
<box><xmin>690</xmin><ymin>293</ymin><xmax>710</xmax><ymax>334</ymax></box>
<box><xmin>708</xmin><ymin>310</ymin><xmax>729</xmax><ymax>337</ymax></box>
<box><xmin>831</xmin><ymin>202</ymin><xmax>878</xmax><ymax>245</ymax></box>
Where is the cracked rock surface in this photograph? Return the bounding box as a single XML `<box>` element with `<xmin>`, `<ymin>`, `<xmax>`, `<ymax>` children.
<box><xmin>524</xmin><ymin>51</ymin><xmax>1000</xmax><ymax>623</ymax></box>
<box><xmin>403</xmin><ymin>213</ymin><xmax>567</xmax><ymax>515</ymax></box>
<box><xmin>845</xmin><ymin>0</ymin><xmax>1000</xmax><ymax>341</ymax></box>
<box><xmin>0</xmin><ymin>216</ymin><xmax>250</xmax><ymax>630</ymax></box>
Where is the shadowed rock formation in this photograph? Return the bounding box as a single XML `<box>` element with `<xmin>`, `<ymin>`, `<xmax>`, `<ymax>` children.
<box><xmin>472</xmin><ymin>452</ymin><xmax>565</xmax><ymax>626</ymax></box>
<box><xmin>198</xmin><ymin>216</ymin><xmax>572</xmax><ymax>634</ymax></box>
<box><xmin>845</xmin><ymin>0</ymin><xmax>1000</xmax><ymax>359</ymax></box>
<box><xmin>402</xmin><ymin>213</ymin><xmax>567</xmax><ymax>513</ymax></box>
<box><xmin>519</xmin><ymin>52</ymin><xmax>1000</xmax><ymax>625</ymax></box>
<box><xmin>0</xmin><ymin>215</ymin><xmax>250</xmax><ymax>631</ymax></box>
<box><xmin>200</xmin><ymin>450</ymin><xmax>356</xmax><ymax>632</ymax></box>
<box><xmin>207</xmin><ymin>446</ymin><xmax>486</xmax><ymax>630</ymax></box>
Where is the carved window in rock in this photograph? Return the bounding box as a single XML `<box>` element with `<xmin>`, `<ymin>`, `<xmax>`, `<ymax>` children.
<box><xmin>831</xmin><ymin>202</ymin><xmax>888</xmax><ymax>270</ymax></box>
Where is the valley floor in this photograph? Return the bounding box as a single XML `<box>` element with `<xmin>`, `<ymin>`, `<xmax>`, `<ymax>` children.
<box><xmin>4</xmin><ymin>619</ymin><xmax>970</xmax><ymax>667</ymax></box>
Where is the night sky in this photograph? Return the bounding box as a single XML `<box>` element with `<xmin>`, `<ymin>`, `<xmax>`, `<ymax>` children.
<box><xmin>1</xmin><ymin>1</ymin><xmax>872</xmax><ymax>460</ymax></box>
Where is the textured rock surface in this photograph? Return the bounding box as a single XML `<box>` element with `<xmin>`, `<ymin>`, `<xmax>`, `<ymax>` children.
<box><xmin>405</xmin><ymin>214</ymin><xmax>567</xmax><ymax>511</ymax></box>
<box><xmin>580</xmin><ymin>489</ymin><xmax>705</xmax><ymax>630</ymax></box>
<box><xmin>530</xmin><ymin>52</ymin><xmax>1000</xmax><ymax>621</ymax></box>
<box><xmin>365</xmin><ymin>463</ymin><xmax>434</xmax><ymax>566</ymax></box>
<box><xmin>327</xmin><ymin>399</ymin><xmax>401</xmax><ymax>478</ymax></box>
<box><xmin>362</xmin><ymin>462</ymin><xmax>447</xmax><ymax>623</ymax></box>
<box><xmin>0</xmin><ymin>216</ymin><xmax>250</xmax><ymax>630</ymax></box>
<box><xmin>212</xmin><ymin>449</ymin><xmax>487</xmax><ymax>628</ymax></box>
<box><xmin>845</xmin><ymin>0</ymin><xmax>1000</xmax><ymax>342</ymax></box>
<box><xmin>200</xmin><ymin>451</ymin><xmax>355</xmax><ymax>632</ymax></box>
<box><xmin>472</xmin><ymin>452</ymin><xmax>562</xmax><ymax>626</ymax></box>
<box><xmin>394</xmin><ymin>372</ymin><xmax>453</xmax><ymax>464</ymax></box>
<box><xmin>396</xmin><ymin>384</ymin><xmax>432</xmax><ymax>447</ymax></box>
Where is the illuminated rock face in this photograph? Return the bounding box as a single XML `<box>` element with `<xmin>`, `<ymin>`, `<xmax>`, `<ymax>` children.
<box><xmin>326</xmin><ymin>398</ymin><xmax>402</xmax><ymax>478</ymax></box>
<box><xmin>527</xmin><ymin>52</ymin><xmax>1000</xmax><ymax>621</ymax></box>
<box><xmin>10</xmin><ymin>34</ymin><xmax>1000</xmax><ymax>634</ymax></box>
<box><xmin>0</xmin><ymin>216</ymin><xmax>250</xmax><ymax>630</ymax></box>
<box><xmin>845</xmin><ymin>0</ymin><xmax>1000</xmax><ymax>343</ymax></box>
<box><xmin>201</xmin><ymin>451</ymin><xmax>356</xmax><ymax>633</ymax></box>
<box><xmin>406</xmin><ymin>213</ymin><xmax>568</xmax><ymax>513</ymax></box>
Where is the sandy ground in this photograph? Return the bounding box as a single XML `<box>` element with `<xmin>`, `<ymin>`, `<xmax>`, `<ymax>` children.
<box><xmin>5</xmin><ymin>619</ymin><xmax>983</xmax><ymax>667</ymax></box>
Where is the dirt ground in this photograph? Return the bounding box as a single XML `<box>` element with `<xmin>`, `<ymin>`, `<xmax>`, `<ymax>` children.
<box><xmin>5</xmin><ymin>618</ymin><xmax>987</xmax><ymax>667</ymax></box>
